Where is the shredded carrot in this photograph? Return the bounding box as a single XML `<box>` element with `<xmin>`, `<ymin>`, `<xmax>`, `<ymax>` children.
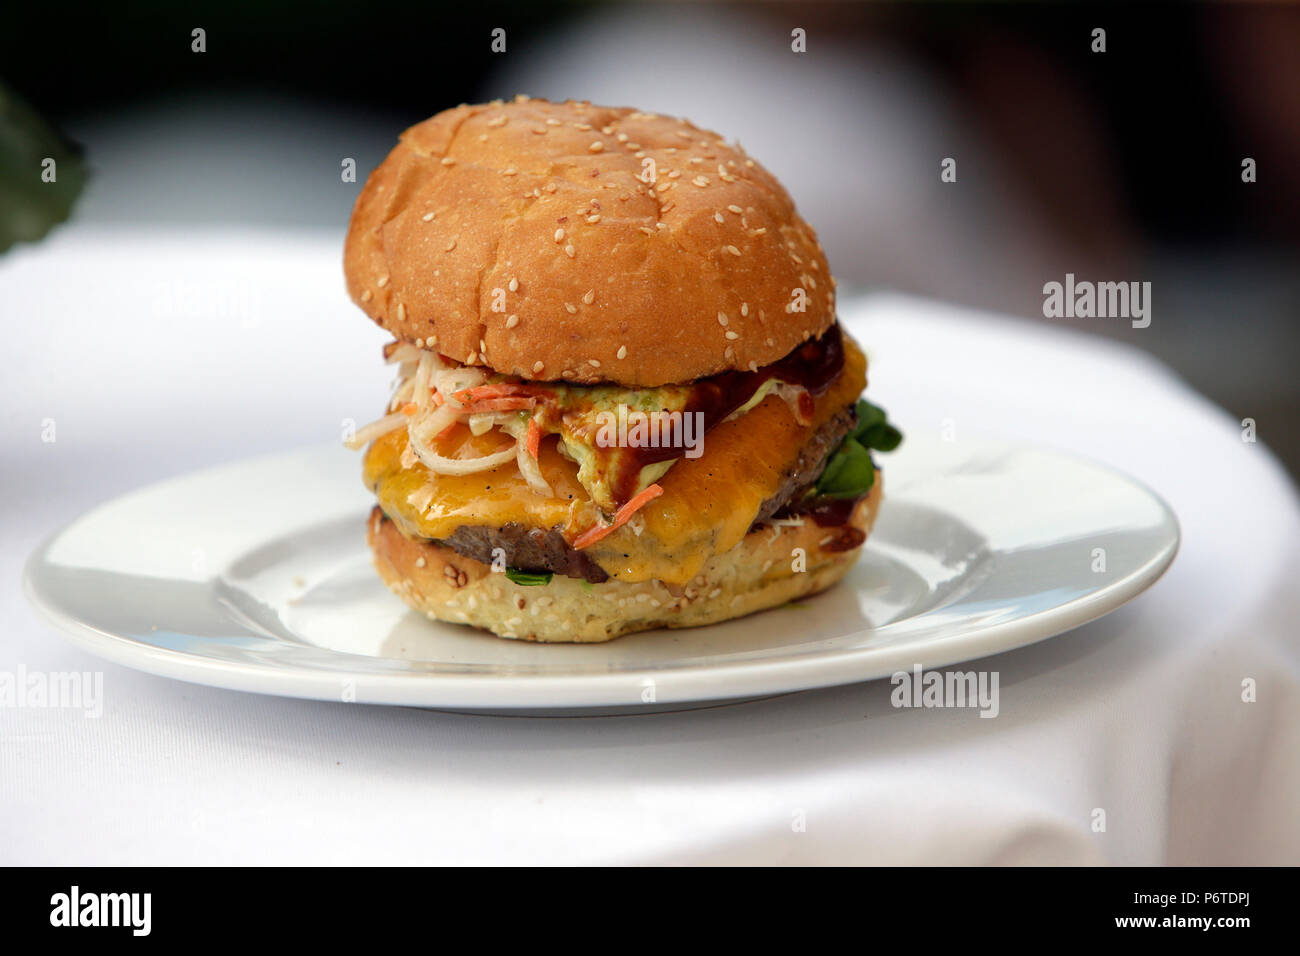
<box><xmin>573</xmin><ymin>484</ymin><xmax>665</xmax><ymax>550</ymax></box>
<box><xmin>455</xmin><ymin>383</ymin><xmax>549</xmax><ymax>403</ymax></box>
<box><xmin>399</xmin><ymin>402</ymin><xmax>418</xmax><ymax>416</ymax></box>
<box><xmin>461</xmin><ymin>397</ymin><xmax>537</xmax><ymax>414</ymax></box>
<box><xmin>431</xmin><ymin>391</ymin><xmax>445</xmax><ymax>407</ymax></box>
<box><xmin>525</xmin><ymin>417</ymin><xmax>542</xmax><ymax>460</ymax></box>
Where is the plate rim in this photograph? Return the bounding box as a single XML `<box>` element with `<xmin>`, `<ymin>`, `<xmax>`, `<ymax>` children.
<box><xmin>23</xmin><ymin>439</ymin><xmax>1180</xmax><ymax>709</ymax></box>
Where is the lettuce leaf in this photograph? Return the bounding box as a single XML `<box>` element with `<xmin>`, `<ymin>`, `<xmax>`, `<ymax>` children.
<box><xmin>504</xmin><ymin>568</ymin><xmax>553</xmax><ymax>586</ymax></box>
<box><xmin>813</xmin><ymin>399</ymin><xmax>903</xmax><ymax>499</ymax></box>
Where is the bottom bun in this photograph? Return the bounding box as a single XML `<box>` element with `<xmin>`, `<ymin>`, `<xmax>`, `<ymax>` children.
<box><xmin>366</xmin><ymin>473</ymin><xmax>881</xmax><ymax>643</ymax></box>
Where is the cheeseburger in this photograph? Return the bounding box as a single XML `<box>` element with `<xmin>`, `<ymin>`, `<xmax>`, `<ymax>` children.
<box><xmin>344</xmin><ymin>97</ymin><xmax>901</xmax><ymax>642</ymax></box>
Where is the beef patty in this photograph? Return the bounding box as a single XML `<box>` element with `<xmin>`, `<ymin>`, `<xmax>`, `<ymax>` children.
<box><xmin>386</xmin><ymin>405</ymin><xmax>857</xmax><ymax>583</ymax></box>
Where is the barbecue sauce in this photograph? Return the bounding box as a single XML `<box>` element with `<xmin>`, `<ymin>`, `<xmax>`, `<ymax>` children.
<box><xmin>611</xmin><ymin>323</ymin><xmax>846</xmax><ymax>501</ymax></box>
<box><xmin>796</xmin><ymin>495</ymin><xmax>868</xmax><ymax>550</ymax></box>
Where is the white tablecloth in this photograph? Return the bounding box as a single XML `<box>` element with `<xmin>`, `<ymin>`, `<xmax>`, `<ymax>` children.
<box><xmin>3</xmin><ymin>227</ymin><xmax>1297</xmax><ymax>865</ymax></box>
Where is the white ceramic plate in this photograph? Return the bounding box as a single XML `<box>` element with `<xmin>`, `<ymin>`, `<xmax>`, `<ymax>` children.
<box><xmin>25</xmin><ymin>435</ymin><xmax>1178</xmax><ymax>713</ymax></box>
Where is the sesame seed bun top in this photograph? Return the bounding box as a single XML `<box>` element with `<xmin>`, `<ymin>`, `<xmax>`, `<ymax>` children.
<box><xmin>344</xmin><ymin>97</ymin><xmax>836</xmax><ymax>386</ymax></box>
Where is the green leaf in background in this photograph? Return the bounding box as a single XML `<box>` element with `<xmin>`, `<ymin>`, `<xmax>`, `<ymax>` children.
<box><xmin>505</xmin><ymin>567</ymin><xmax>553</xmax><ymax>587</ymax></box>
<box><xmin>0</xmin><ymin>83</ymin><xmax>87</xmax><ymax>254</ymax></box>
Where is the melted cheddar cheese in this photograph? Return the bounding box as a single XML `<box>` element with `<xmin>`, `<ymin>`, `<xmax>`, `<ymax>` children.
<box><xmin>364</xmin><ymin>336</ymin><xmax>868</xmax><ymax>586</ymax></box>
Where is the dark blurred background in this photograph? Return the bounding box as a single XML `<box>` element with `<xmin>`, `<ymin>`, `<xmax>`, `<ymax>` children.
<box><xmin>3</xmin><ymin>0</ymin><xmax>1297</xmax><ymax>475</ymax></box>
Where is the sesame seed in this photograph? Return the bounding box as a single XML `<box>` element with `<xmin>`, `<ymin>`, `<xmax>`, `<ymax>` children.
<box><xmin>717</xmin><ymin>312</ymin><xmax>729</xmax><ymax>326</ymax></box>
<box><xmin>377</xmin><ymin>275</ymin><xmax>390</xmax><ymax>288</ymax></box>
<box><xmin>415</xmin><ymin>557</ymin><xmax>426</xmax><ymax>568</ymax></box>
<box><xmin>724</xmin><ymin>345</ymin><xmax>735</xmax><ymax>360</ymax></box>
<box><xmin>545</xmin><ymin>118</ymin><xmax>560</xmax><ymax>126</ymax></box>
<box><xmin>725</xmin><ymin>245</ymin><xmax>741</xmax><ymax>256</ymax></box>
<box><xmin>586</xmin><ymin>214</ymin><xmax>601</xmax><ymax>224</ymax></box>
<box><xmin>741</xmin><ymin>302</ymin><xmax>749</xmax><ymax>316</ymax></box>
<box><xmin>617</xmin><ymin>345</ymin><xmax>628</xmax><ymax>359</ymax></box>
<box><xmin>487</xmin><ymin>115</ymin><xmax>507</xmax><ymax>127</ymax></box>
<box><xmin>766</xmin><ymin>337</ymin><xmax>775</xmax><ymax>346</ymax></box>
<box><xmin>445</xmin><ymin>237</ymin><xmax>458</xmax><ymax>251</ymax></box>
<box><xmin>440</xmin><ymin>157</ymin><xmax>455</xmax><ymax>166</ymax></box>
<box><xmin>544</xmin><ymin>182</ymin><xmax>558</xmax><ymax>193</ymax></box>
<box><xmin>709</xmin><ymin>588</ymin><xmax>722</xmax><ymax>599</ymax></box>
<box><xmin>421</xmin><ymin>211</ymin><xmax>435</xmax><ymax>222</ymax></box>
<box><xmin>508</xmin><ymin>277</ymin><xmax>518</xmax><ymax>292</ymax></box>
<box><xmin>466</xmin><ymin>351</ymin><xmax>478</xmax><ymax>364</ymax></box>
<box><xmin>667</xmin><ymin>170</ymin><xmax>681</xmax><ymax>179</ymax></box>
<box><xmin>506</xmin><ymin>314</ymin><xmax>519</xmax><ymax>329</ymax></box>
<box><xmin>502</xmin><ymin>167</ymin><xmax>517</xmax><ymax>176</ymax></box>
<box><xmin>575</xmin><ymin>123</ymin><xmax>592</xmax><ymax>131</ymax></box>
<box><xmin>564</xmin><ymin>303</ymin><xmax>577</xmax><ymax>314</ymax></box>
<box><xmin>725</xmin><ymin>330</ymin><xmax>739</xmax><ymax>340</ymax></box>
<box><xmin>727</xmin><ymin>204</ymin><xmax>743</xmax><ymax>214</ymax></box>
<box><xmin>396</xmin><ymin>302</ymin><xmax>407</xmax><ymax>321</ymax></box>
<box><xmin>427</xmin><ymin>334</ymin><xmax>439</xmax><ymax>346</ymax></box>
<box><xmin>588</xmin><ymin>359</ymin><xmax>601</xmax><ymax>367</ymax></box>
<box><xmin>692</xmin><ymin>176</ymin><xmax>710</xmax><ymax>187</ymax></box>
<box><xmin>564</xmin><ymin>244</ymin><xmax>575</xmax><ymax>258</ymax></box>
<box><xmin>582</xmin><ymin>289</ymin><xmax>595</xmax><ymax>304</ymax></box>
<box><xmin>533</xmin><ymin>126</ymin><xmax>547</xmax><ymax>134</ymax></box>
<box><xmin>532</xmin><ymin>361</ymin><xmax>544</xmax><ymax>373</ymax></box>
<box><xmin>589</xmin><ymin>141</ymin><xmax>604</xmax><ymax>153</ymax></box>
<box><xmin>638</xmin><ymin>226</ymin><xmax>654</xmax><ymax>236</ymax></box>
<box><xmin>748</xmin><ymin>227</ymin><xmax>767</xmax><ymax>236</ymax></box>
<box><xmin>554</xmin><ymin>228</ymin><xmax>565</xmax><ymax>242</ymax></box>
<box><xmin>361</xmin><ymin>289</ymin><xmax>372</xmax><ymax>303</ymax></box>
<box><xmin>479</xmin><ymin>338</ymin><xmax>486</xmax><ymax>353</ymax></box>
